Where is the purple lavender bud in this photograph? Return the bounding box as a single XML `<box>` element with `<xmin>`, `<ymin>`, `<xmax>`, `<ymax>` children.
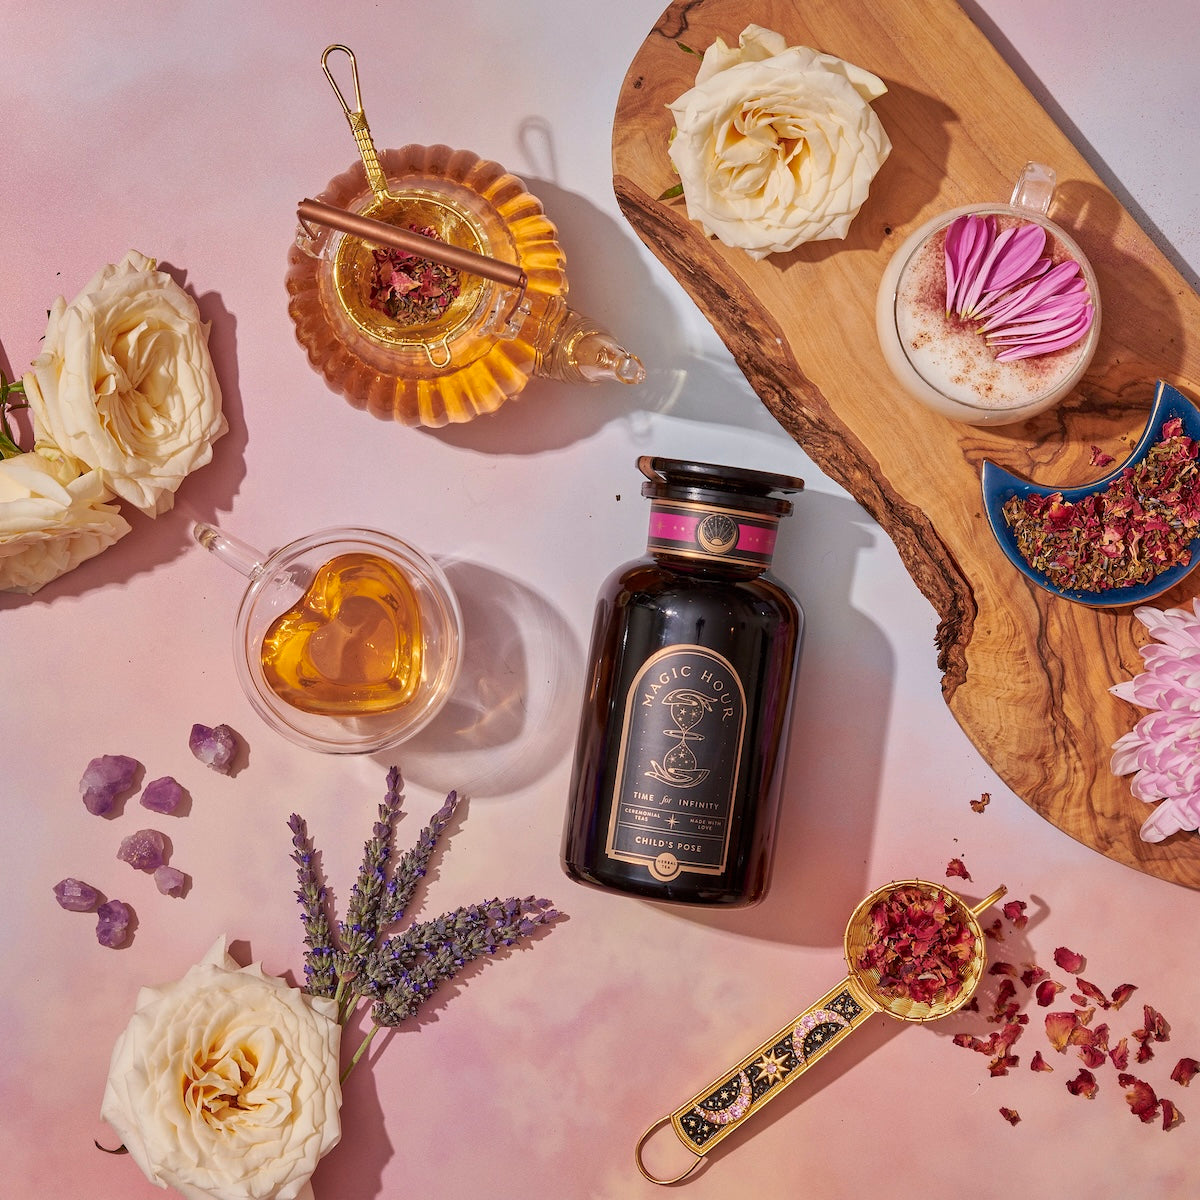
<box><xmin>154</xmin><ymin>865</ymin><xmax>188</xmax><ymax>897</ymax></box>
<box><xmin>53</xmin><ymin>877</ymin><xmax>100</xmax><ymax>912</ymax></box>
<box><xmin>96</xmin><ymin>899</ymin><xmax>132</xmax><ymax>948</ymax></box>
<box><xmin>189</xmin><ymin>723</ymin><xmax>238</xmax><ymax>774</ymax></box>
<box><xmin>140</xmin><ymin>776</ymin><xmax>186</xmax><ymax>814</ymax></box>
<box><xmin>116</xmin><ymin>828</ymin><xmax>168</xmax><ymax>872</ymax></box>
<box><xmin>79</xmin><ymin>754</ymin><xmax>140</xmax><ymax>815</ymax></box>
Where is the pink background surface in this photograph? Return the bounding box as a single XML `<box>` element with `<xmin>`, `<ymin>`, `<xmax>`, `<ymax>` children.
<box><xmin>2</xmin><ymin>2</ymin><xmax>1198</xmax><ymax>1197</ymax></box>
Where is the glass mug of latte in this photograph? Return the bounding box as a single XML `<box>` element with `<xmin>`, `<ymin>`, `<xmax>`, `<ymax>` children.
<box><xmin>875</xmin><ymin>162</ymin><xmax>1101</xmax><ymax>426</ymax></box>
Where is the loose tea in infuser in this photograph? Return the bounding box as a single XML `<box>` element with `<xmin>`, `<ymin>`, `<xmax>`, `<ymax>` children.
<box><xmin>634</xmin><ymin>879</ymin><xmax>1005</xmax><ymax>1184</ymax></box>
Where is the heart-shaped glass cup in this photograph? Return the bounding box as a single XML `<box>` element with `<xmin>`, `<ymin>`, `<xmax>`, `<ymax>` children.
<box><xmin>195</xmin><ymin>524</ymin><xmax>463</xmax><ymax>753</ymax></box>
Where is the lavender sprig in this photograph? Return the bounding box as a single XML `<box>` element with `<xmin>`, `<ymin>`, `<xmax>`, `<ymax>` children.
<box><xmin>288</xmin><ymin>769</ymin><xmax>563</xmax><ymax>1084</ymax></box>
<box><xmin>287</xmin><ymin>813</ymin><xmax>337</xmax><ymax>999</ymax></box>
<box><xmin>333</xmin><ymin>766</ymin><xmax>404</xmax><ymax>1015</ymax></box>
<box><xmin>374</xmin><ymin>787</ymin><xmax>459</xmax><ymax>930</ymax></box>
<box><xmin>370</xmin><ymin>896</ymin><xmax>560</xmax><ymax>1027</ymax></box>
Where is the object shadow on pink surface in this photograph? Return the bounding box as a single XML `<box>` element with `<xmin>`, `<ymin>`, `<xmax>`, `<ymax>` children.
<box><xmin>394</xmin><ymin>559</ymin><xmax>584</xmax><ymax>798</ymax></box>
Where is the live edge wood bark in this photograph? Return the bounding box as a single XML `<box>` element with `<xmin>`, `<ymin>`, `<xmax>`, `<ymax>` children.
<box><xmin>611</xmin><ymin>0</ymin><xmax>1200</xmax><ymax>886</ymax></box>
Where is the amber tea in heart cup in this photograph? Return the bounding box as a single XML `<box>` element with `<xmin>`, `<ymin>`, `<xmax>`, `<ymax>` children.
<box><xmin>194</xmin><ymin>524</ymin><xmax>463</xmax><ymax>753</ymax></box>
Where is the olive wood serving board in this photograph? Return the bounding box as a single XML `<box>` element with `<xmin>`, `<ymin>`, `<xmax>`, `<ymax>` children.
<box><xmin>612</xmin><ymin>0</ymin><xmax>1200</xmax><ymax>886</ymax></box>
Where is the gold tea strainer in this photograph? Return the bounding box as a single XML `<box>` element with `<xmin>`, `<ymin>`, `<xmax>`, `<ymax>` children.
<box><xmin>635</xmin><ymin>879</ymin><xmax>1006</xmax><ymax>1185</ymax></box>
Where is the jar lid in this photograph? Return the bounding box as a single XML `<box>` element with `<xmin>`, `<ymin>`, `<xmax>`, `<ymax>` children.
<box><xmin>638</xmin><ymin>456</ymin><xmax>804</xmax><ymax>517</ymax></box>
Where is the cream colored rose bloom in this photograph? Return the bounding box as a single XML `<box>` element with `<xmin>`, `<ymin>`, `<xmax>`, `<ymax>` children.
<box><xmin>667</xmin><ymin>25</ymin><xmax>892</xmax><ymax>259</ymax></box>
<box><xmin>0</xmin><ymin>449</ymin><xmax>130</xmax><ymax>593</ymax></box>
<box><xmin>101</xmin><ymin>938</ymin><xmax>342</xmax><ymax>1200</ymax></box>
<box><xmin>24</xmin><ymin>250</ymin><xmax>226</xmax><ymax>516</ymax></box>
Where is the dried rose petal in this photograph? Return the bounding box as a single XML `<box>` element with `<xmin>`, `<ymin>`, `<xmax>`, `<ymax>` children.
<box><xmin>1119</xmin><ymin>1074</ymin><xmax>1160</xmax><ymax>1123</ymax></box>
<box><xmin>1074</xmin><ymin>977</ymin><xmax>1110</xmax><ymax>1008</ymax></box>
<box><xmin>989</xmin><ymin>1051</ymin><xmax>1019</xmax><ymax>1076</ymax></box>
<box><xmin>1035</xmin><ymin>979</ymin><xmax>1064</xmax><ymax>1007</ymax></box>
<box><xmin>1066</xmin><ymin>1068</ymin><xmax>1098</xmax><ymax>1098</ymax></box>
<box><xmin>1136</xmin><ymin>1004</ymin><xmax>1171</xmax><ymax>1043</ymax></box>
<box><xmin>989</xmin><ymin>961</ymin><xmax>1017</xmax><ymax>977</ymax></box>
<box><xmin>1171</xmin><ymin>1057</ymin><xmax>1199</xmax><ymax>1086</ymax></box>
<box><xmin>153</xmin><ymin>865</ymin><xmax>188</xmax><ymax>897</ymax></box>
<box><xmin>189</xmin><ymin>722</ymin><xmax>239</xmax><ymax>773</ymax></box>
<box><xmin>1110</xmin><ymin>983</ymin><xmax>1137</xmax><ymax>1010</ymax></box>
<box><xmin>1053</xmin><ymin>946</ymin><xmax>1085</xmax><ymax>973</ymax></box>
<box><xmin>999</xmin><ymin>1106</ymin><xmax>1021</xmax><ymax>1126</ymax></box>
<box><xmin>1002</xmin><ymin>900</ymin><xmax>1028</xmax><ymax>928</ymax></box>
<box><xmin>80</xmin><ymin>754</ymin><xmax>140</xmax><ymax>815</ymax></box>
<box><xmin>53</xmin><ymin>877</ymin><xmax>99</xmax><ymax>912</ymax></box>
<box><xmin>140</xmin><ymin>776</ymin><xmax>185</xmax><ymax>814</ymax></box>
<box><xmin>971</xmin><ymin>792</ymin><xmax>991</xmax><ymax>813</ymax></box>
<box><xmin>1030</xmin><ymin>1050</ymin><xmax>1053</xmax><ymax>1072</ymax></box>
<box><xmin>116</xmin><ymin>828</ymin><xmax>167</xmax><ymax>872</ymax></box>
<box><xmin>1090</xmin><ymin>446</ymin><xmax>1116</xmax><ymax>468</ymax></box>
<box><xmin>1161</xmin><ymin>1097</ymin><xmax>1182</xmax><ymax>1130</ymax></box>
<box><xmin>945</xmin><ymin>858</ymin><xmax>971</xmax><ymax>881</ymax></box>
<box><xmin>1021</xmin><ymin>965</ymin><xmax>1047</xmax><ymax>988</ymax></box>
<box><xmin>1045</xmin><ymin>1010</ymin><xmax>1081</xmax><ymax>1051</ymax></box>
<box><xmin>1110</xmin><ymin>1038</ymin><xmax>1130</xmax><ymax>1071</ymax></box>
<box><xmin>96</xmin><ymin>899</ymin><xmax>132</xmax><ymax>948</ymax></box>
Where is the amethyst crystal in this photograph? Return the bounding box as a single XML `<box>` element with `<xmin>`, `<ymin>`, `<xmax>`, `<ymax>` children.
<box><xmin>154</xmin><ymin>865</ymin><xmax>188</xmax><ymax>897</ymax></box>
<box><xmin>79</xmin><ymin>754</ymin><xmax>140</xmax><ymax>815</ymax></box>
<box><xmin>96</xmin><ymin>899</ymin><xmax>132</xmax><ymax>948</ymax></box>
<box><xmin>116</xmin><ymin>828</ymin><xmax>168</xmax><ymax>872</ymax></box>
<box><xmin>140</xmin><ymin>776</ymin><xmax>186</xmax><ymax>814</ymax></box>
<box><xmin>53</xmin><ymin>877</ymin><xmax>100</xmax><ymax>912</ymax></box>
<box><xmin>189</xmin><ymin>723</ymin><xmax>238</xmax><ymax>774</ymax></box>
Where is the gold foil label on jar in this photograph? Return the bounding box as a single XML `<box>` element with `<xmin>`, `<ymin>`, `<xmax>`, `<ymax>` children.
<box><xmin>604</xmin><ymin>645</ymin><xmax>747</xmax><ymax>880</ymax></box>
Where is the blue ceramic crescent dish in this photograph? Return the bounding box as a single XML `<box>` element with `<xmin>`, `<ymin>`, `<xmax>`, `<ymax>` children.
<box><xmin>980</xmin><ymin>380</ymin><xmax>1200</xmax><ymax>608</ymax></box>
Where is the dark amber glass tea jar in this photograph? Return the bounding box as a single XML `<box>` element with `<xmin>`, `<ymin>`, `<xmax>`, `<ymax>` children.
<box><xmin>561</xmin><ymin>456</ymin><xmax>804</xmax><ymax>906</ymax></box>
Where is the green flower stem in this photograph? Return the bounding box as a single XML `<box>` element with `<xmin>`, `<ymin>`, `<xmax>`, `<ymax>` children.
<box><xmin>341</xmin><ymin>1023</ymin><xmax>381</xmax><ymax>1084</ymax></box>
<box><xmin>0</xmin><ymin>373</ymin><xmax>28</xmax><ymax>459</ymax></box>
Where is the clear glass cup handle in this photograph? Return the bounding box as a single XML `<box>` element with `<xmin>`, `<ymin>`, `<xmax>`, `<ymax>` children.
<box><xmin>1010</xmin><ymin>160</ymin><xmax>1057</xmax><ymax>215</ymax></box>
<box><xmin>193</xmin><ymin>522</ymin><xmax>267</xmax><ymax>580</ymax></box>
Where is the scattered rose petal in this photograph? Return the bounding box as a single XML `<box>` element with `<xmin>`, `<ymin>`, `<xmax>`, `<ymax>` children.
<box><xmin>140</xmin><ymin>776</ymin><xmax>185</xmax><ymax>814</ymax></box>
<box><xmin>1160</xmin><ymin>1098</ymin><xmax>1182</xmax><ymax>1130</ymax></box>
<box><xmin>1171</xmin><ymin>1057</ymin><xmax>1199</xmax><ymax>1086</ymax></box>
<box><xmin>1110</xmin><ymin>1038</ymin><xmax>1130</xmax><ymax>1071</ymax></box>
<box><xmin>1045</xmin><ymin>1011</ymin><xmax>1079</xmax><ymax>1052</ymax></box>
<box><xmin>1053</xmin><ymin>947</ymin><xmax>1085</xmax><ymax>973</ymax></box>
<box><xmin>1036</xmin><ymin>979</ymin><xmax>1064</xmax><ymax>1007</ymax></box>
<box><xmin>999</xmin><ymin>1106</ymin><xmax>1021</xmax><ymax>1126</ymax></box>
<box><xmin>946</xmin><ymin>857</ymin><xmax>971</xmax><ymax>881</ymax></box>
<box><xmin>80</xmin><ymin>754</ymin><xmax>139</xmax><ymax>815</ymax></box>
<box><xmin>189</xmin><ymin>722</ymin><xmax>238</xmax><ymax>773</ymax></box>
<box><xmin>989</xmin><ymin>961</ymin><xmax>1017</xmax><ymax>977</ymax></box>
<box><xmin>983</xmin><ymin>917</ymin><xmax>1004</xmax><ymax>941</ymax></box>
<box><xmin>989</xmin><ymin>1051</ymin><xmax>1019</xmax><ymax>1076</ymax></box>
<box><xmin>1119</xmin><ymin>1074</ymin><xmax>1160</xmax><ymax>1123</ymax></box>
<box><xmin>971</xmin><ymin>792</ymin><xmax>991</xmax><ymax>813</ymax></box>
<box><xmin>1137</xmin><ymin>1005</ymin><xmax>1171</xmax><ymax>1043</ymax></box>
<box><xmin>1090</xmin><ymin>445</ymin><xmax>1116</xmax><ymax>468</ymax></box>
<box><xmin>1110</xmin><ymin>983</ymin><xmax>1137</xmax><ymax>1010</ymax></box>
<box><xmin>1066</xmin><ymin>1068</ymin><xmax>1098</xmax><ymax>1098</ymax></box>
<box><xmin>1021</xmin><ymin>965</ymin><xmax>1047</xmax><ymax>988</ymax></box>
<box><xmin>1074</xmin><ymin>977</ymin><xmax>1110</xmax><ymax>1008</ymax></box>
<box><xmin>53</xmin><ymin>877</ymin><xmax>100</xmax><ymax>912</ymax></box>
<box><xmin>116</xmin><ymin>829</ymin><xmax>167</xmax><ymax>873</ymax></box>
<box><xmin>153</xmin><ymin>865</ymin><xmax>188</xmax><ymax>897</ymax></box>
<box><xmin>1031</xmin><ymin>1050</ymin><xmax>1053</xmax><ymax>1072</ymax></box>
<box><xmin>96</xmin><ymin>899</ymin><xmax>132</xmax><ymax>948</ymax></box>
<box><xmin>1002</xmin><ymin>899</ymin><xmax>1028</xmax><ymax>928</ymax></box>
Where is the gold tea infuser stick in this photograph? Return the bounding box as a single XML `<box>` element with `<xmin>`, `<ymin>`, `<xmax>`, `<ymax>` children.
<box><xmin>634</xmin><ymin>880</ymin><xmax>1007</xmax><ymax>1185</ymax></box>
<box><xmin>317</xmin><ymin>45</ymin><xmax>528</xmax><ymax>302</ymax></box>
<box><xmin>296</xmin><ymin>198</ymin><xmax>528</xmax><ymax>292</ymax></box>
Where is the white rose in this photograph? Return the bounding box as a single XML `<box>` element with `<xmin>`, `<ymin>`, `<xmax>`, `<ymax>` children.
<box><xmin>0</xmin><ymin>449</ymin><xmax>130</xmax><ymax>593</ymax></box>
<box><xmin>101</xmin><ymin>938</ymin><xmax>342</xmax><ymax>1200</ymax></box>
<box><xmin>667</xmin><ymin>25</ymin><xmax>892</xmax><ymax>259</ymax></box>
<box><xmin>23</xmin><ymin>249</ymin><xmax>226</xmax><ymax>516</ymax></box>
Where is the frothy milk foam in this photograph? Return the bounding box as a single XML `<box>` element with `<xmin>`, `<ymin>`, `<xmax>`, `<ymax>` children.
<box><xmin>887</xmin><ymin>213</ymin><xmax>1090</xmax><ymax>413</ymax></box>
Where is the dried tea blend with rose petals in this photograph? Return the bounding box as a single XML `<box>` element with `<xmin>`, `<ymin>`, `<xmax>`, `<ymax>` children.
<box><xmin>854</xmin><ymin>885</ymin><xmax>975</xmax><ymax>1007</ymax></box>
<box><xmin>1001</xmin><ymin>417</ymin><xmax>1200</xmax><ymax>592</ymax></box>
